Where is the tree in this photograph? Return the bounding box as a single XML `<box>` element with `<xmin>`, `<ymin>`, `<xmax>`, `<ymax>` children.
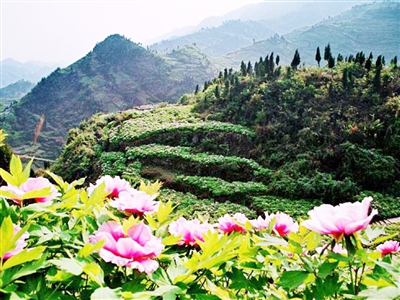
<box><xmin>328</xmin><ymin>55</ymin><xmax>335</xmax><ymax>68</ymax></box>
<box><xmin>365</xmin><ymin>58</ymin><xmax>372</xmax><ymax>71</ymax></box>
<box><xmin>247</xmin><ymin>61</ymin><xmax>253</xmax><ymax>76</ymax></box>
<box><xmin>215</xmin><ymin>85</ymin><xmax>220</xmax><ymax>98</ymax></box>
<box><xmin>324</xmin><ymin>43</ymin><xmax>331</xmax><ymax>61</ymax></box>
<box><xmin>240</xmin><ymin>61</ymin><xmax>247</xmax><ymax>76</ymax></box>
<box><xmin>269</xmin><ymin>52</ymin><xmax>275</xmax><ymax>73</ymax></box>
<box><xmin>337</xmin><ymin>54</ymin><xmax>344</xmax><ymax>63</ymax></box>
<box><xmin>291</xmin><ymin>49</ymin><xmax>301</xmax><ymax>70</ymax></box>
<box><xmin>390</xmin><ymin>56</ymin><xmax>398</xmax><ymax>69</ymax></box>
<box><xmin>342</xmin><ymin>68</ymin><xmax>348</xmax><ymax>89</ymax></box>
<box><xmin>276</xmin><ymin>55</ymin><xmax>280</xmax><ymax>66</ymax></box>
<box><xmin>376</xmin><ymin>55</ymin><xmax>382</xmax><ymax>69</ymax></box>
<box><xmin>194</xmin><ymin>84</ymin><xmax>199</xmax><ymax>94</ymax></box>
<box><xmin>224</xmin><ymin>68</ymin><xmax>228</xmax><ymax>79</ymax></box>
<box><xmin>315</xmin><ymin>47</ymin><xmax>321</xmax><ymax>67</ymax></box>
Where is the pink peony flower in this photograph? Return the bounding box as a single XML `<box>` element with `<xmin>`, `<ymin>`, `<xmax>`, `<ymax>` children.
<box><xmin>87</xmin><ymin>175</ymin><xmax>133</xmax><ymax>198</ymax></box>
<box><xmin>89</xmin><ymin>221</ymin><xmax>164</xmax><ymax>274</ymax></box>
<box><xmin>0</xmin><ymin>177</ymin><xmax>59</xmax><ymax>204</ymax></box>
<box><xmin>217</xmin><ymin>213</ymin><xmax>250</xmax><ymax>234</ymax></box>
<box><xmin>376</xmin><ymin>240</ymin><xmax>400</xmax><ymax>257</ymax></box>
<box><xmin>316</xmin><ymin>243</ymin><xmax>347</xmax><ymax>256</ymax></box>
<box><xmin>169</xmin><ymin>217</ymin><xmax>214</xmax><ymax>246</ymax></box>
<box><xmin>302</xmin><ymin>197</ymin><xmax>378</xmax><ymax>242</ymax></box>
<box><xmin>251</xmin><ymin>212</ymin><xmax>298</xmax><ymax>236</ymax></box>
<box><xmin>3</xmin><ymin>224</ymin><xmax>29</xmax><ymax>260</ymax></box>
<box><xmin>109</xmin><ymin>190</ymin><xmax>159</xmax><ymax>215</ymax></box>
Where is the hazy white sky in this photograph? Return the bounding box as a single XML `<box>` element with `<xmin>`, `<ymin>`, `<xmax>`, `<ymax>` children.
<box><xmin>1</xmin><ymin>0</ymin><xmax>261</xmax><ymax>65</ymax></box>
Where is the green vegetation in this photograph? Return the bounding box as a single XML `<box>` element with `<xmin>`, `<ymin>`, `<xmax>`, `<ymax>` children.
<box><xmin>52</xmin><ymin>47</ymin><xmax>400</xmax><ymax>221</ymax></box>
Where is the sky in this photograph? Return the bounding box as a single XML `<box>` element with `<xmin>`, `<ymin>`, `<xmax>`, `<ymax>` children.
<box><xmin>1</xmin><ymin>0</ymin><xmax>262</xmax><ymax>65</ymax></box>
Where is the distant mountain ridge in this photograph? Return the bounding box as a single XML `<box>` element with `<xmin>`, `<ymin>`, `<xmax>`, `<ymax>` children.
<box><xmin>148</xmin><ymin>0</ymin><xmax>360</xmax><ymax>55</ymax></box>
<box><xmin>225</xmin><ymin>2</ymin><xmax>400</xmax><ymax>67</ymax></box>
<box><xmin>150</xmin><ymin>20</ymin><xmax>276</xmax><ymax>56</ymax></box>
<box><xmin>1</xmin><ymin>58</ymin><xmax>62</xmax><ymax>88</ymax></box>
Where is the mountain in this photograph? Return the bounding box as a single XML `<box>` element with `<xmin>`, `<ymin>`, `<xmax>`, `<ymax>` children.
<box><xmin>0</xmin><ymin>80</ymin><xmax>35</xmax><ymax>110</ymax></box>
<box><xmin>150</xmin><ymin>20</ymin><xmax>276</xmax><ymax>56</ymax></box>
<box><xmin>1</xmin><ymin>58</ymin><xmax>62</xmax><ymax>88</ymax></box>
<box><xmin>148</xmin><ymin>1</ymin><xmax>360</xmax><ymax>55</ymax></box>
<box><xmin>0</xmin><ymin>35</ymin><xmax>216</xmax><ymax>159</ymax></box>
<box><xmin>52</xmin><ymin>59</ymin><xmax>400</xmax><ymax>220</ymax></box>
<box><xmin>225</xmin><ymin>2</ymin><xmax>400</xmax><ymax>67</ymax></box>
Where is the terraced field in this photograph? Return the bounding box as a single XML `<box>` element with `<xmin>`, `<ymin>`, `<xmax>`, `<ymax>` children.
<box><xmin>53</xmin><ymin>103</ymin><xmax>327</xmax><ymax>221</ymax></box>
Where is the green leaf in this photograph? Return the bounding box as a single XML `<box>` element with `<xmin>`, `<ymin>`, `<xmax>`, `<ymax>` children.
<box><xmin>10</xmin><ymin>254</ymin><xmax>48</xmax><ymax>281</ymax></box>
<box><xmin>2</xmin><ymin>246</ymin><xmax>46</xmax><ymax>270</ymax></box>
<box><xmin>78</xmin><ymin>240</ymin><xmax>104</xmax><ymax>258</ymax></box>
<box><xmin>278</xmin><ymin>270</ymin><xmax>309</xmax><ymax>290</ymax></box>
<box><xmin>205</xmin><ymin>279</ymin><xmax>233</xmax><ymax>300</ymax></box>
<box><xmin>21</xmin><ymin>157</ymin><xmax>34</xmax><ymax>183</ymax></box>
<box><xmin>257</xmin><ymin>233</ymin><xmax>288</xmax><ymax>248</ymax></box>
<box><xmin>83</xmin><ymin>262</ymin><xmax>104</xmax><ymax>286</ymax></box>
<box><xmin>0</xmin><ymin>168</ymin><xmax>18</xmax><ymax>186</ymax></box>
<box><xmin>358</xmin><ymin>286</ymin><xmax>400</xmax><ymax>299</ymax></box>
<box><xmin>0</xmin><ymin>190</ymin><xmax>20</xmax><ymax>200</ymax></box>
<box><xmin>318</xmin><ymin>261</ymin><xmax>339</xmax><ymax>279</ymax></box>
<box><xmin>50</xmin><ymin>258</ymin><xmax>83</xmax><ymax>276</ymax></box>
<box><xmin>0</xmin><ymin>216</ymin><xmax>14</xmax><ymax>257</ymax></box>
<box><xmin>328</xmin><ymin>251</ymin><xmax>352</xmax><ymax>262</ymax></box>
<box><xmin>10</xmin><ymin>155</ymin><xmax>23</xmax><ymax>178</ymax></box>
<box><xmin>162</xmin><ymin>234</ymin><xmax>182</xmax><ymax>246</ymax></box>
<box><xmin>157</xmin><ymin>201</ymin><xmax>175</xmax><ymax>225</ymax></box>
<box><xmin>91</xmin><ymin>287</ymin><xmax>122</xmax><ymax>300</ymax></box>
<box><xmin>151</xmin><ymin>268</ymin><xmax>172</xmax><ymax>286</ymax></box>
<box><xmin>370</xmin><ymin>233</ymin><xmax>399</xmax><ymax>246</ymax></box>
<box><xmin>21</xmin><ymin>187</ymin><xmax>52</xmax><ymax>200</ymax></box>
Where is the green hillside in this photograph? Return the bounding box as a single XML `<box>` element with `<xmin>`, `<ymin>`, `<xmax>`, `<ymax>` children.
<box><xmin>0</xmin><ymin>80</ymin><xmax>35</xmax><ymax>111</ymax></box>
<box><xmin>52</xmin><ymin>55</ymin><xmax>400</xmax><ymax>221</ymax></box>
<box><xmin>0</xmin><ymin>35</ymin><xmax>216</xmax><ymax>159</ymax></box>
<box><xmin>226</xmin><ymin>2</ymin><xmax>399</xmax><ymax>67</ymax></box>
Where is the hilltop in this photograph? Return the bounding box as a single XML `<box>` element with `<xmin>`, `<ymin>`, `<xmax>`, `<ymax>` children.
<box><xmin>0</xmin><ymin>35</ymin><xmax>216</xmax><ymax>159</ymax></box>
<box><xmin>0</xmin><ymin>80</ymin><xmax>35</xmax><ymax>110</ymax></box>
<box><xmin>52</xmin><ymin>56</ymin><xmax>400</xmax><ymax>221</ymax></box>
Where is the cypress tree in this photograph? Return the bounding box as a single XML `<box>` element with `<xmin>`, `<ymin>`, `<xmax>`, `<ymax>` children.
<box><xmin>291</xmin><ymin>49</ymin><xmax>301</xmax><ymax>69</ymax></box>
<box><xmin>247</xmin><ymin>61</ymin><xmax>253</xmax><ymax>76</ymax></box>
<box><xmin>376</xmin><ymin>55</ymin><xmax>382</xmax><ymax>69</ymax></box>
<box><xmin>342</xmin><ymin>68</ymin><xmax>348</xmax><ymax>89</ymax></box>
<box><xmin>337</xmin><ymin>54</ymin><xmax>343</xmax><ymax>63</ymax></box>
<box><xmin>324</xmin><ymin>43</ymin><xmax>331</xmax><ymax>61</ymax></box>
<box><xmin>328</xmin><ymin>55</ymin><xmax>335</xmax><ymax>68</ymax></box>
<box><xmin>240</xmin><ymin>61</ymin><xmax>247</xmax><ymax>76</ymax></box>
<box><xmin>269</xmin><ymin>52</ymin><xmax>275</xmax><ymax>73</ymax></box>
<box><xmin>315</xmin><ymin>47</ymin><xmax>321</xmax><ymax>66</ymax></box>
<box><xmin>373</xmin><ymin>64</ymin><xmax>382</xmax><ymax>93</ymax></box>
<box><xmin>365</xmin><ymin>58</ymin><xmax>372</xmax><ymax>71</ymax></box>
<box><xmin>391</xmin><ymin>56</ymin><xmax>398</xmax><ymax>69</ymax></box>
<box><xmin>194</xmin><ymin>84</ymin><xmax>199</xmax><ymax>94</ymax></box>
<box><xmin>276</xmin><ymin>55</ymin><xmax>280</xmax><ymax>66</ymax></box>
<box><xmin>215</xmin><ymin>85</ymin><xmax>220</xmax><ymax>98</ymax></box>
<box><xmin>359</xmin><ymin>51</ymin><xmax>365</xmax><ymax>65</ymax></box>
<box><xmin>265</xmin><ymin>55</ymin><xmax>270</xmax><ymax>74</ymax></box>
